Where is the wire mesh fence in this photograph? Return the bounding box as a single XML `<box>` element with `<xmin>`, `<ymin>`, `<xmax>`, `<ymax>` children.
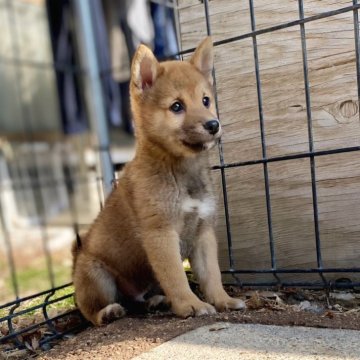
<box><xmin>203</xmin><ymin>0</ymin><xmax>360</xmax><ymax>288</ymax></box>
<box><xmin>1</xmin><ymin>0</ymin><xmax>360</xmax><ymax>353</ymax></box>
<box><xmin>0</xmin><ymin>0</ymin><xmax>106</xmax><ymax>351</ymax></box>
<box><xmin>175</xmin><ymin>0</ymin><xmax>360</xmax><ymax>288</ymax></box>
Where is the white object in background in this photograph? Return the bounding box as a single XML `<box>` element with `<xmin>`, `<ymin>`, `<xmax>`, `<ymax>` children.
<box><xmin>0</xmin><ymin>154</ymin><xmax>20</xmax><ymax>230</ymax></box>
<box><xmin>128</xmin><ymin>0</ymin><xmax>154</xmax><ymax>46</ymax></box>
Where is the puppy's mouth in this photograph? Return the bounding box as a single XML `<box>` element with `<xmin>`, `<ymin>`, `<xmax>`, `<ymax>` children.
<box><xmin>182</xmin><ymin>140</ymin><xmax>205</xmax><ymax>152</ymax></box>
<box><xmin>182</xmin><ymin>139</ymin><xmax>218</xmax><ymax>152</ymax></box>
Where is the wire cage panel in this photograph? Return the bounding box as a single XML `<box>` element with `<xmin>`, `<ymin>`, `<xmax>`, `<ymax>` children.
<box><xmin>178</xmin><ymin>0</ymin><xmax>360</xmax><ymax>286</ymax></box>
<box><xmin>0</xmin><ymin>0</ymin><xmax>106</xmax><ymax>351</ymax></box>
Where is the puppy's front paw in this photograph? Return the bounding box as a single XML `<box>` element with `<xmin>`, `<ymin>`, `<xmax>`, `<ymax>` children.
<box><xmin>213</xmin><ymin>296</ymin><xmax>246</xmax><ymax>312</ymax></box>
<box><xmin>172</xmin><ymin>298</ymin><xmax>216</xmax><ymax>318</ymax></box>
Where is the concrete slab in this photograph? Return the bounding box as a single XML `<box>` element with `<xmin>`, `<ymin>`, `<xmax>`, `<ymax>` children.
<box><xmin>133</xmin><ymin>322</ymin><xmax>360</xmax><ymax>360</ymax></box>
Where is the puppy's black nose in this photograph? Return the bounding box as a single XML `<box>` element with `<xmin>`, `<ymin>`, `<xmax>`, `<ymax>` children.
<box><xmin>203</xmin><ymin>120</ymin><xmax>220</xmax><ymax>135</ymax></box>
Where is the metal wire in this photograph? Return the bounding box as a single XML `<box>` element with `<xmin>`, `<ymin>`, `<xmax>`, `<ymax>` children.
<box><xmin>202</xmin><ymin>0</ymin><xmax>236</xmax><ymax>273</ymax></box>
<box><xmin>211</xmin><ymin>146</ymin><xmax>360</xmax><ymax>170</ymax></box>
<box><xmin>0</xmin><ymin>1</ymin><xmax>103</xmax><ymax>351</ymax></box>
<box><xmin>297</xmin><ymin>0</ymin><xmax>326</xmax><ymax>286</ymax></box>
<box><xmin>353</xmin><ymin>0</ymin><xmax>360</xmax><ymax>119</ymax></box>
<box><xmin>5</xmin><ymin>0</ymin><xmax>55</xmax><ymax>290</ymax></box>
<box><xmin>248</xmin><ymin>0</ymin><xmax>279</xmax><ymax>284</ymax></box>
<box><xmin>0</xmin><ymin>283</ymin><xmax>87</xmax><ymax>347</ymax></box>
<box><xmin>179</xmin><ymin>4</ymin><xmax>360</xmax><ymax>56</ymax></box>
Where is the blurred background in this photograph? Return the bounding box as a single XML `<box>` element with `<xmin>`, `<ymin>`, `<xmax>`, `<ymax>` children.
<box><xmin>0</xmin><ymin>0</ymin><xmax>179</xmax><ymax>303</ymax></box>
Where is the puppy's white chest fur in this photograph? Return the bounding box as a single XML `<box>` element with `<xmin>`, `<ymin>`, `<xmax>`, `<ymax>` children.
<box><xmin>181</xmin><ymin>196</ymin><xmax>215</xmax><ymax>219</ymax></box>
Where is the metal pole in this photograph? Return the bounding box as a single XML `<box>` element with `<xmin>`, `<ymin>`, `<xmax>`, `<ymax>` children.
<box><xmin>74</xmin><ymin>0</ymin><xmax>113</xmax><ymax>197</ymax></box>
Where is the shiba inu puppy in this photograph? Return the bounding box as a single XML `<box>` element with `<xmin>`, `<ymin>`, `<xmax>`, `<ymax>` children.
<box><xmin>72</xmin><ymin>37</ymin><xmax>245</xmax><ymax>326</ymax></box>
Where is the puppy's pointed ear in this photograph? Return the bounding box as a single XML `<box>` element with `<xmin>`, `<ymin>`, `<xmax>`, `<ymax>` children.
<box><xmin>131</xmin><ymin>45</ymin><xmax>159</xmax><ymax>91</ymax></box>
<box><xmin>190</xmin><ymin>37</ymin><xmax>214</xmax><ymax>84</ymax></box>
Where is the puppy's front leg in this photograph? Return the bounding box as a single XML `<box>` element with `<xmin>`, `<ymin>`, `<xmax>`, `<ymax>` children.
<box><xmin>190</xmin><ymin>224</ymin><xmax>246</xmax><ymax>312</ymax></box>
<box><xmin>143</xmin><ymin>227</ymin><xmax>215</xmax><ymax>317</ymax></box>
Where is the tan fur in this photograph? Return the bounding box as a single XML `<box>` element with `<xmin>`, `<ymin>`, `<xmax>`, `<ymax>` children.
<box><xmin>72</xmin><ymin>37</ymin><xmax>245</xmax><ymax>326</ymax></box>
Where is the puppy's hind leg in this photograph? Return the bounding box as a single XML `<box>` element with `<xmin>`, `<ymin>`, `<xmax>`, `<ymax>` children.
<box><xmin>146</xmin><ymin>295</ymin><xmax>170</xmax><ymax>312</ymax></box>
<box><xmin>73</xmin><ymin>256</ymin><xmax>125</xmax><ymax>326</ymax></box>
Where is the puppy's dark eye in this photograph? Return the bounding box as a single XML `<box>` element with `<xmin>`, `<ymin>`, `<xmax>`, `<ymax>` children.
<box><xmin>170</xmin><ymin>101</ymin><xmax>184</xmax><ymax>113</ymax></box>
<box><xmin>202</xmin><ymin>96</ymin><xmax>210</xmax><ymax>108</ymax></box>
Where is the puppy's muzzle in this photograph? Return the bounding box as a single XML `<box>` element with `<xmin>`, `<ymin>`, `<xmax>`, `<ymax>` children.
<box><xmin>203</xmin><ymin>119</ymin><xmax>220</xmax><ymax>135</ymax></box>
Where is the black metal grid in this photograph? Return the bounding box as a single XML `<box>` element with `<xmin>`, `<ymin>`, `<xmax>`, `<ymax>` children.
<box><xmin>1</xmin><ymin>0</ymin><xmax>360</xmax><ymax>353</ymax></box>
<box><xmin>192</xmin><ymin>0</ymin><xmax>360</xmax><ymax>289</ymax></box>
<box><xmin>0</xmin><ymin>0</ymin><xmax>107</xmax><ymax>352</ymax></box>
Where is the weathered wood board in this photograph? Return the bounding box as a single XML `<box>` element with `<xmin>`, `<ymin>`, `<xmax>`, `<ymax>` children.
<box><xmin>178</xmin><ymin>0</ymin><xmax>360</xmax><ymax>282</ymax></box>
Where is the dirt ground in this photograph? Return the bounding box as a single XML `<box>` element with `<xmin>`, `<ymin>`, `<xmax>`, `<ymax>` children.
<box><xmin>37</xmin><ymin>308</ymin><xmax>360</xmax><ymax>360</ymax></box>
<box><xmin>2</xmin><ymin>288</ymin><xmax>360</xmax><ymax>360</ymax></box>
